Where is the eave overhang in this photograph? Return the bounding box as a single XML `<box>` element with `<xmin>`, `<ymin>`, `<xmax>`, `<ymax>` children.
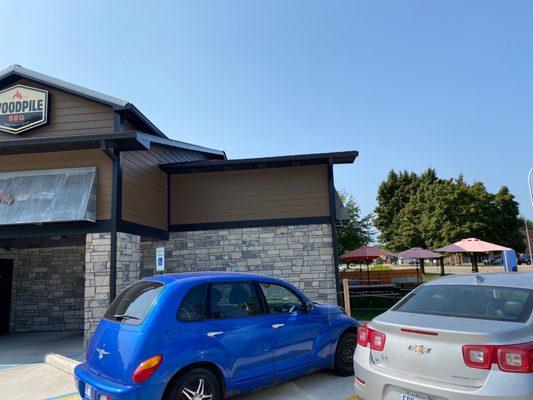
<box><xmin>159</xmin><ymin>150</ymin><xmax>359</xmax><ymax>174</ymax></box>
<box><xmin>0</xmin><ymin>131</ymin><xmax>226</xmax><ymax>158</ymax></box>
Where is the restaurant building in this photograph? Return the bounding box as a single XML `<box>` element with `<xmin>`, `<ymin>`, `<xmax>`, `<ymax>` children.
<box><xmin>0</xmin><ymin>65</ymin><xmax>357</xmax><ymax>341</ymax></box>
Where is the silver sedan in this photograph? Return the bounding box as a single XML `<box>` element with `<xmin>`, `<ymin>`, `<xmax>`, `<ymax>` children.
<box><xmin>353</xmin><ymin>273</ymin><xmax>533</xmax><ymax>400</ymax></box>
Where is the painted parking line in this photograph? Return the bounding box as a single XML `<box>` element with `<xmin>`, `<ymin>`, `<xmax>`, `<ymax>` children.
<box><xmin>0</xmin><ymin>364</ymin><xmax>24</xmax><ymax>372</ymax></box>
<box><xmin>44</xmin><ymin>392</ymin><xmax>79</xmax><ymax>400</ymax></box>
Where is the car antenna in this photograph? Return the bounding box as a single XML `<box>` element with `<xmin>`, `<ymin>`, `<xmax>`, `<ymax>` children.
<box><xmin>475</xmin><ymin>275</ymin><xmax>485</xmax><ymax>284</ymax></box>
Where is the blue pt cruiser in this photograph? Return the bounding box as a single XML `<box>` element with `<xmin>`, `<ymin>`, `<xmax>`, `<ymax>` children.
<box><xmin>75</xmin><ymin>272</ymin><xmax>359</xmax><ymax>400</ymax></box>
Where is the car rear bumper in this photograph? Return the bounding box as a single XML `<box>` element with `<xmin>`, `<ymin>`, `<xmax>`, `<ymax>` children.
<box><xmin>74</xmin><ymin>363</ymin><xmax>167</xmax><ymax>400</ymax></box>
<box><xmin>353</xmin><ymin>346</ymin><xmax>533</xmax><ymax>400</ymax></box>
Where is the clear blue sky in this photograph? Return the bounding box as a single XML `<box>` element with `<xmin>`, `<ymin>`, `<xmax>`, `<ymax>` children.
<box><xmin>1</xmin><ymin>1</ymin><xmax>532</xmax><ymax>219</ymax></box>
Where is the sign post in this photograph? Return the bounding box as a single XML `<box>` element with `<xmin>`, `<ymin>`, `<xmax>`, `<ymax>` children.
<box><xmin>156</xmin><ymin>247</ymin><xmax>165</xmax><ymax>273</ymax></box>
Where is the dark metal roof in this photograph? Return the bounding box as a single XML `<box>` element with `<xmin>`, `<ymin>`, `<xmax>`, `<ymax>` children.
<box><xmin>0</xmin><ymin>131</ymin><xmax>226</xmax><ymax>157</ymax></box>
<box><xmin>0</xmin><ymin>64</ymin><xmax>170</xmax><ymax>138</ymax></box>
<box><xmin>159</xmin><ymin>150</ymin><xmax>358</xmax><ymax>174</ymax></box>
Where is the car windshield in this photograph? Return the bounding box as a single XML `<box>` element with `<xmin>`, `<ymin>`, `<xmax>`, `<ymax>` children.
<box><xmin>392</xmin><ymin>284</ymin><xmax>533</xmax><ymax>323</ymax></box>
<box><xmin>104</xmin><ymin>281</ymin><xmax>164</xmax><ymax>325</ymax></box>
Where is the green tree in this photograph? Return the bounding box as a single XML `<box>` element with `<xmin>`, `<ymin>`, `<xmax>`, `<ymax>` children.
<box><xmin>336</xmin><ymin>191</ymin><xmax>374</xmax><ymax>255</ymax></box>
<box><xmin>375</xmin><ymin>170</ymin><xmax>525</xmax><ymax>253</ymax></box>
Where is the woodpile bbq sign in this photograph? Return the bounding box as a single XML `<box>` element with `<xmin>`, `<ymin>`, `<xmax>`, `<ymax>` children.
<box><xmin>0</xmin><ymin>84</ymin><xmax>49</xmax><ymax>134</ymax></box>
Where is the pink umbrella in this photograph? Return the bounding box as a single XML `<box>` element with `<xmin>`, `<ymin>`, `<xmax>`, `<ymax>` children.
<box><xmin>436</xmin><ymin>238</ymin><xmax>511</xmax><ymax>253</ymax></box>
<box><xmin>436</xmin><ymin>238</ymin><xmax>512</xmax><ymax>273</ymax></box>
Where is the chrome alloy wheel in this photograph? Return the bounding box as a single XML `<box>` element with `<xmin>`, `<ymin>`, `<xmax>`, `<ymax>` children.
<box><xmin>180</xmin><ymin>378</ymin><xmax>213</xmax><ymax>400</ymax></box>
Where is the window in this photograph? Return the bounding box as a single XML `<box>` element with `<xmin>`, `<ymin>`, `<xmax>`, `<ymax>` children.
<box><xmin>210</xmin><ymin>282</ymin><xmax>261</xmax><ymax>319</ymax></box>
<box><xmin>260</xmin><ymin>283</ymin><xmax>304</xmax><ymax>314</ymax></box>
<box><xmin>178</xmin><ymin>283</ymin><xmax>208</xmax><ymax>322</ymax></box>
<box><xmin>104</xmin><ymin>281</ymin><xmax>164</xmax><ymax>326</ymax></box>
<box><xmin>393</xmin><ymin>285</ymin><xmax>533</xmax><ymax>323</ymax></box>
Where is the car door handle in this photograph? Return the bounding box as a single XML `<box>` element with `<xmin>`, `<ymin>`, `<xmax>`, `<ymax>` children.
<box><xmin>272</xmin><ymin>324</ymin><xmax>285</xmax><ymax>329</ymax></box>
<box><xmin>207</xmin><ymin>331</ymin><xmax>224</xmax><ymax>338</ymax></box>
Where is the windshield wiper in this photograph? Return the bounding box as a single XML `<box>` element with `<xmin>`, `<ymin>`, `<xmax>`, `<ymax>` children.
<box><xmin>113</xmin><ymin>314</ymin><xmax>140</xmax><ymax>322</ymax></box>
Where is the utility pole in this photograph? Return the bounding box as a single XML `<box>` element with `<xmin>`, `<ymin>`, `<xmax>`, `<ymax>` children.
<box><xmin>519</xmin><ymin>214</ymin><xmax>532</xmax><ymax>264</ymax></box>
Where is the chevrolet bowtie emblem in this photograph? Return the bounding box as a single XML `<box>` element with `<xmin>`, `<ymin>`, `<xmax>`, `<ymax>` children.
<box><xmin>408</xmin><ymin>344</ymin><xmax>431</xmax><ymax>354</ymax></box>
<box><xmin>96</xmin><ymin>348</ymin><xmax>110</xmax><ymax>360</ymax></box>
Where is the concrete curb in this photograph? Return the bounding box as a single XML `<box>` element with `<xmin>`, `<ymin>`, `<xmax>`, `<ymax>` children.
<box><xmin>44</xmin><ymin>353</ymin><xmax>81</xmax><ymax>375</ymax></box>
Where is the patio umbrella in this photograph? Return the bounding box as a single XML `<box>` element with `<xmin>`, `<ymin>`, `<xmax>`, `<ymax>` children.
<box><xmin>340</xmin><ymin>246</ymin><xmax>397</xmax><ymax>288</ymax></box>
<box><xmin>397</xmin><ymin>247</ymin><xmax>443</xmax><ymax>278</ymax></box>
<box><xmin>436</xmin><ymin>238</ymin><xmax>512</xmax><ymax>273</ymax></box>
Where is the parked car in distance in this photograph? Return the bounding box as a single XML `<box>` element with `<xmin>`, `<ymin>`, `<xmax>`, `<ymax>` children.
<box><xmin>483</xmin><ymin>255</ymin><xmax>503</xmax><ymax>265</ymax></box>
<box><xmin>518</xmin><ymin>254</ymin><xmax>531</xmax><ymax>265</ymax></box>
<box><xmin>354</xmin><ymin>273</ymin><xmax>533</xmax><ymax>400</ymax></box>
<box><xmin>75</xmin><ymin>272</ymin><xmax>359</xmax><ymax>400</ymax></box>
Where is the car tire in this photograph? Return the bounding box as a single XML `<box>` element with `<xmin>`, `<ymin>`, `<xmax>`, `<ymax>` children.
<box><xmin>166</xmin><ymin>368</ymin><xmax>222</xmax><ymax>400</ymax></box>
<box><xmin>333</xmin><ymin>331</ymin><xmax>357</xmax><ymax>377</ymax></box>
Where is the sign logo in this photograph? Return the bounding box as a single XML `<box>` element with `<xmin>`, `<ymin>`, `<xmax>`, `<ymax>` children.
<box><xmin>0</xmin><ymin>192</ymin><xmax>14</xmax><ymax>205</ymax></box>
<box><xmin>408</xmin><ymin>344</ymin><xmax>432</xmax><ymax>354</ymax></box>
<box><xmin>0</xmin><ymin>84</ymin><xmax>49</xmax><ymax>134</ymax></box>
<box><xmin>96</xmin><ymin>348</ymin><xmax>110</xmax><ymax>360</ymax></box>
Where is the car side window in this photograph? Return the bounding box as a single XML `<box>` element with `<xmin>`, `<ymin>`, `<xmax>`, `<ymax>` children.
<box><xmin>178</xmin><ymin>283</ymin><xmax>208</xmax><ymax>322</ymax></box>
<box><xmin>260</xmin><ymin>283</ymin><xmax>304</xmax><ymax>314</ymax></box>
<box><xmin>210</xmin><ymin>281</ymin><xmax>261</xmax><ymax>319</ymax></box>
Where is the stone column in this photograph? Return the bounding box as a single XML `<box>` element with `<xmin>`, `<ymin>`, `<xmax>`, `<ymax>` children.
<box><xmin>84</xmin><ymin>232</ymin><xmax>140</xmax><ymax>344</ymax></box>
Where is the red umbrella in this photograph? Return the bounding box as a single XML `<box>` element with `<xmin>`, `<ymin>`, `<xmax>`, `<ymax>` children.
<box><xmin>340</xmin><ymin>246</ymin><xmax>396</xmax><ymax>262</ymax></box>
<box><xmin>340</xmin><ymin>246</ymin><xmax>397</xmax><ymax>289</ymax></box>
<box><xmin>436</xmin><ymin>238</ymin><xmax>512</xmax><ymax>273</ymax></box>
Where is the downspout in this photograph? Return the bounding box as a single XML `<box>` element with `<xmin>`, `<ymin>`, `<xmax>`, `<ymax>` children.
<box><xmin>101</xmin><ymin>140</ymin><xmax>119</xmax><ymax>302</ymax></box>
<box><xmin>327</xmin><ymin>161</ymin><xmax>342</xmax><ymax>306</ymax></box>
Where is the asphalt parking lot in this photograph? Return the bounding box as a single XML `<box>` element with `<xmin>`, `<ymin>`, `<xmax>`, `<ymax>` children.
<box><xmin>0</xmin><ymin>332</ymin><xmax>355</xmax><ymax>400</ymax></box>
<box><xmin>0</xmin><ymin>363</ymin><xmax>355</xmax><ymax>400</ymax></box>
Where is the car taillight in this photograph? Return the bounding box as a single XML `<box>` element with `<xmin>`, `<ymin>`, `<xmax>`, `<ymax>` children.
<box><xmin>357</xmin><ymin>327</ymin><xmax>370</xmax><ymax>347</ymax></box>
<box><xmin>463</xmin><ymin>345</ymin><xmax>493</xmax><ymax>370</ymax></box>
<box><xmin>463</xmin><ymin>342</ymin><xmax>532</xmax><ymax>373</ymax></box>
<box><xmin>357</xmin><ymin>327</ymin><xmax>386</xmax><ymax>351</ymax></box>
<box><xmin>132</xmin><ymin>354</ymin><xmax>163</xmax><ymax>383</ymax></box>
<box><xmin>497</xmin><ymin>343</ymin><xmax>533</xmax><ymax>373</ymax></box>
<box><xmin>370</xmin><ymin>330</ymin><xmax>386</xmax><ymax>351</ymax></box>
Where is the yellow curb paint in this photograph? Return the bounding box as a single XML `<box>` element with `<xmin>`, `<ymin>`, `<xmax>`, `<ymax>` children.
<box><xmin>53</xmin><ymin>395</ymin><xmax>79</xmax><ymax>400</ymax></box>
<box><xmin>345</xmin><ymin>397</ymin><xmax>358</xmax><ymax>400</ymax></box>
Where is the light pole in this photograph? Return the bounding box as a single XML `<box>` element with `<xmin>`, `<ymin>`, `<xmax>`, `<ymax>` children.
<box><xmin>529</xmin><ymin>167</ymin><xmax>533</xmax><ymax>210</ymax></box>
<box><xmin>519</xmin><ymin>214</ymin><xmax>532</xmax><ymax>264</ymax></box>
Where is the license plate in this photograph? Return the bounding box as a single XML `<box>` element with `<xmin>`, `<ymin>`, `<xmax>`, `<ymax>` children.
<box><xmin>84</xmin><ymin>383</ymin><xmax>92</xmax><ymax>399</ymax></box>
<box><xmin>401</xmin><ymin>393</ymin><xmax>428</xmax><ymax>400</ymax></box>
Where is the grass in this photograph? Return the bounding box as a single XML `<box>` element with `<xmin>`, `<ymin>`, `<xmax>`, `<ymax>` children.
<box><xmin>349</xmin><ymin>294</ymin><xmax>404</xmax><ymax>321</ymax></box>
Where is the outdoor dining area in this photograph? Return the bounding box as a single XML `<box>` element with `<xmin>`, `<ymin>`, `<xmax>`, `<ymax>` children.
<box><xmin>339</xmin><ymin>237</ymin><xmax>518</xmax><ymax>295</ymax></box>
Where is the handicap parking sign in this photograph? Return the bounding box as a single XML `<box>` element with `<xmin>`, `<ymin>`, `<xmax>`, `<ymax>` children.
<box><xmin>156</xmin><ymin>247</ymin><xmax>165</xmax><ymax>272</ymax></box>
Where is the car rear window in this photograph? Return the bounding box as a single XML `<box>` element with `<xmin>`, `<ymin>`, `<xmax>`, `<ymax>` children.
<box><xmin>392</xmin><ymin>284</ymin><xmax>533</xmax><ymax>323</ymax></box>
<box><xmin>104</xmin><ymin>281</ymin><xmax>164</xmax><ymax>325</ymax></box>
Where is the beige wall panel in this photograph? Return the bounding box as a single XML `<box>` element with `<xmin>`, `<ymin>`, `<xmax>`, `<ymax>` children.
<box><xmin>170</xmin><ymin>165</ymin><xmax>330</xmax><ymax>225</ymax></box>
<box><xmin>0</xmin><ymin>149</ymin><xmax>112</xmax><ymax>220</ymax></box>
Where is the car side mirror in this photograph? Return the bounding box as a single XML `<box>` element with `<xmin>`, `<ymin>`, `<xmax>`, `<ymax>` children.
<box><xmin>304</xmin><ymin>301</ymin><xmax>314</xmax><ymax>313</ymax></box>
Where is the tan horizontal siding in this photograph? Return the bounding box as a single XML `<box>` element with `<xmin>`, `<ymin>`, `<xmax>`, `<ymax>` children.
<box><xmin>0</xmin><ymin>79</ymin><xmax>114</xmax><ymax>140</ymax></box>
<box><xmin>170</xmin><ymin>165</ymin><xmax>330</xmax><ymax>225</ymax></box>
<box><xmin>0</xmin><ymin>149</ymin><xmax>112</xmax><ymax>220</ymax></box>
<box><xmin>121</xmin><ymin>151</ymin><xmax>167</xmax><ymax>230</ymax></box>
<box><xmin>121</xmin><ymin>146</ymin><xmax>212</xmax><ymax>230</ymax></box>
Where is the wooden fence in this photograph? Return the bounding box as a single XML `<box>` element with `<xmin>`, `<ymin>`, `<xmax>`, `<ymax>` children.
<box><xmin>339</xmin><ymin>268</ymin><xmax>421</xmax><ymax>285</ymax></box>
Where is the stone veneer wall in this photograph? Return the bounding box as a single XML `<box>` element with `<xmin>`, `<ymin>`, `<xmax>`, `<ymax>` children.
<box><xmin>84</xmin><ymin>232</ymin><xmax>140</xmax><ymax>342</ymax></box>
<box><xmin>0</xmin><ymin>244</ymin><xmax>85</xmax><ymax>333</ymax></box>
<box><xmin>141</xmin><ymin>224</ymin><xmax>337</xmax><ymax>304</ymax></box>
